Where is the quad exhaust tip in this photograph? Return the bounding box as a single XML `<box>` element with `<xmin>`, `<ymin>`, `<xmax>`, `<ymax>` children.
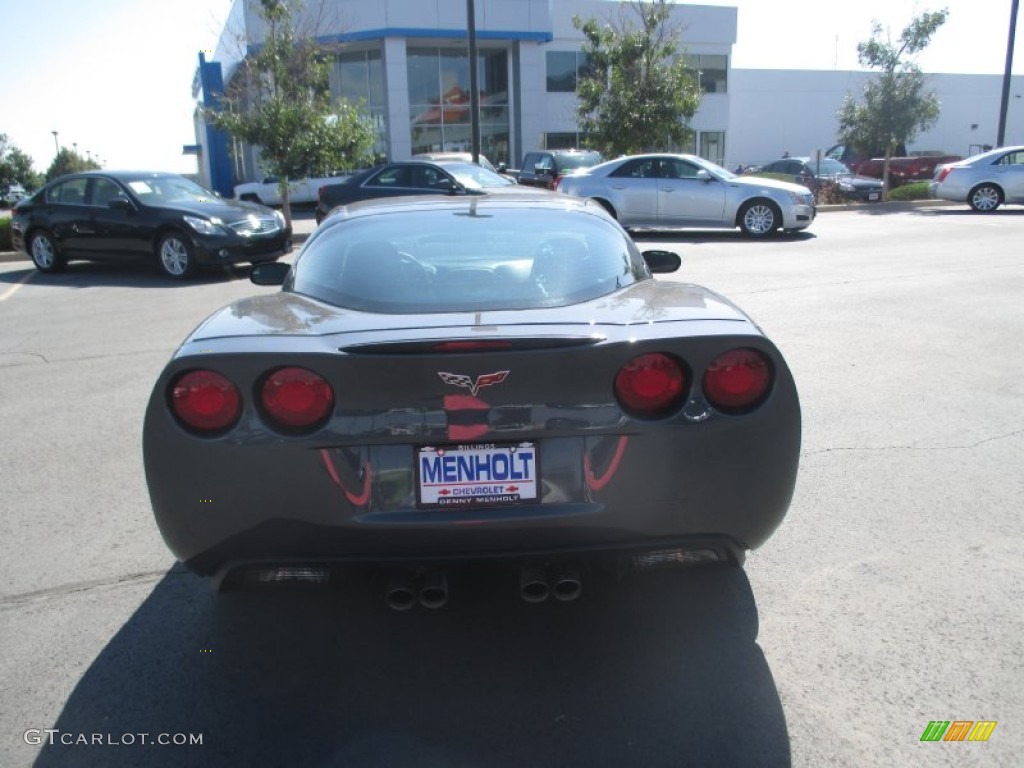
<box><xmin>520</xmin><ymin>565</ymin><xmax>582</xmax><ymax>603</ymax></box>
<box><xmin>386</xmin><ymin>571</ymin><xmax>449</xmax><ymax>610</ymax></box>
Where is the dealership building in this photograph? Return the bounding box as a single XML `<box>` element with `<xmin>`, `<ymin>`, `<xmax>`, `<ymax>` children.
<box><xmin>192</xmin><ymin>0</ymin><xmax>1024</xmax><ymax>196</ymax></box>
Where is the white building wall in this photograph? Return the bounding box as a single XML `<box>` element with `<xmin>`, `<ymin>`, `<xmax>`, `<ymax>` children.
<box><xmin>383</xmin><ymin>37</ymin><xmax>412</xmax><ymax>160</ymax></box>
<box><xmin>728</xmin><ymin>69</ymin><xmax>1024</xmax><ymax>170</ymax></box>
<box><xmin>517</xmin><ymin>42</ymin><xmax>549</xmax><ymax>156</ymax></box>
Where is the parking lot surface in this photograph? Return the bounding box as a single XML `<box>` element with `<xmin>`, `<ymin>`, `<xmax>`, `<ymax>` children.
<box><xmin>1</xmin><ymin>204</ymin><xmax>1021</xmax><ymax>767</ymax></box>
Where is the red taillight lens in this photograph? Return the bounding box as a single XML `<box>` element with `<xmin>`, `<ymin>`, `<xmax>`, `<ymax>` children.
<box><xmin>260</xmin><ymin>367</ymin><xmax>334</xmax><ymax>430</ymax></box>
<box><xmin>703</xmin><ymin>349</ymin><xmax>772</xmax><ymax>412</ymax></box>
<box><xmin>170</xmin><ymin>370</ymin><xmax>242</xmax><ymax>433</ymax></box>
<box><xmin>937</xmin><ymin>167</ymin><xmax>951</xmax><ymax>182</ymax></box>
<box><xmin>614</xmin><ymin>353</ymin><xmax>687</xmax><ymax>417</ymax></box>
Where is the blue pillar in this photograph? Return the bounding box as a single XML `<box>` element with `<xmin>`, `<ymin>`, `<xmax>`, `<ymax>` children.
<box><xmin>198</xmin><ymin>52</ymin><xmax>235</xmax><ymax>198</ymax></box>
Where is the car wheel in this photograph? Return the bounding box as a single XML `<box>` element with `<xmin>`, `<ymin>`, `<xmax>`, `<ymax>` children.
<box><xmin>29</xmin><ymin>230</ymin><xmax>65</xmax><ymax>273</ymax></box>
<box><xmin>156</xmin><ymin>232</ymin><xmax>195</xmax><ymax>278</ymax></box>
<box><xmin>593</xmin><ymin>199</ymin><xmax>618</xmax><ymax>219</ymax></box>
<box><xmin>240</xmin><ymin>193</ymin><xmax>260</xmax><ymax>203</ymax></box>
<box><xmin>738</xmin><ymin>200</ymin><xmax>780</xmax><ymax>237</ymax></box>
<box><xmin>968</xmin><ymin>183</ymin><xmax>1002</xmax><ymax>212</ymax></box>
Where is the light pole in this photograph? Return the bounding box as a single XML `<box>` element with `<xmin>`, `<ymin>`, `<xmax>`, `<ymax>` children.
<box><xmin>466</xmin><ymin>0</ymin><xmax>480</xmax><ymax>164</ymax></box>
<box><xmin>997</xmin><ymin>0</ymin><xmax>1019</xmax><ymax>147</ymax></box>
<box><xmin>51</xmin><ymin>130</ymin><xmax>59</xmax><ymax>155</ymax></box>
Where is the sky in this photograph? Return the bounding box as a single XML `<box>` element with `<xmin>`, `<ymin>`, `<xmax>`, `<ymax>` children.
<box><xmin>2</xmin><ymin>0</ymin><xmax>1022</xmax><ymax>176</ymax></box>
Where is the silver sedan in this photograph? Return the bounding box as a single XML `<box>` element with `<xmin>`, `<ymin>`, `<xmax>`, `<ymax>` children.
<box><xmin>556</xmin><ymin>153</ymin><xmax>815</xmax><ymax>237</ymax></box>
<box><xmin>929</xmin><ymin>145</ymin><xmax>1024</xmax><ymax>212</ymax></box>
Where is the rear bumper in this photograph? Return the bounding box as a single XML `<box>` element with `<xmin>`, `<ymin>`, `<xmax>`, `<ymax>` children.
<box><xmin>145</xmin><ymin>407</ymin><xmax>800</xmax><ymax>576</ymax></box>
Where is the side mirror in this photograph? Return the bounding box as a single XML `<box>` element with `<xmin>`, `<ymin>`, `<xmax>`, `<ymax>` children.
<box><xmin>250</xmin><ymin>261</ymin><xmax>290</xmax><ymax>286</ymax></box>
<box><xmin>497</xmin><ymin>162</ymin><xmax>507</xmax><ymax>173</ymax></box>
<box><xmin>642</xmin><ymin>250</ymin><xmax>681</xmax><ymax>274</ymax></box>
<box><xmin>108</xmin><ymin>197</ymin><xmax>134</xmax><ymax>212</ymax></box>
<box><xmin>695</xmin><ymin>169</ymin><xmax>712</xmax><ymax>183</ymax></box>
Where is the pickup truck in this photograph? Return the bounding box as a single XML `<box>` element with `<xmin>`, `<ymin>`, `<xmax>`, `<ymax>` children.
<box><xmin>517</xmin><ymin>149</ymin><xmax>604</xmax><ymax>190</ymax></box>
<box><xmin>825</xmin><ymin>144</ymin><xmax>961</xmax><ymax>186</ymax></box>
<box><xmin>233</xmin><ymin>174</ymin><xmax>350</xmax><ymax>205</ymax></box>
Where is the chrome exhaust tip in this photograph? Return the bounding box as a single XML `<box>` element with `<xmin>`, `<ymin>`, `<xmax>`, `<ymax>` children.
<box><xmin>520</xmin><ymin>564</ymin><xmax>550</xmax><ymax>603</ymax></box>
<box><xmin>551</xmin><ymin>569</ymin><xmax>582</xmax><ymax>602</ymax></box>
<box><xmin>418</xmin><ymin>571</ymin><xmax>449</xmax><ymax>609</ymax></box>
<box><xmin>386</xmin><ymin>573</ymin><xmax>417</xmax><ymax>611</ymax></box>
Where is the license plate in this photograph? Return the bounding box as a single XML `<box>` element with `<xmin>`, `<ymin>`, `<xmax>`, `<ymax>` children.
<box><xmin>869</xmin><ymin>192</ymin><xmax>880</xmax><ymax>200</ymax></box>
<box><xmin>417</xmin><ymin>443</ymin><xmax>539</xmax><ymax>507</ymax></box>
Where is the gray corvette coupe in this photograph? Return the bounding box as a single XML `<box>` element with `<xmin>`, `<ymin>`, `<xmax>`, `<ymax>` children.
<box><xmin>144</xmin><ymin>194</ymin><xmax>800</xmax><ymax>602</ymax></box>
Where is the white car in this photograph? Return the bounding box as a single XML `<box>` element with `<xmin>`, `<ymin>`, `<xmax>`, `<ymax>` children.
<box><xmin>412</xmin><ymin>152</ymin><xmax>499</xmax><ymax>173</ymax></box>
<box><xmin>1</xmin><ymin>183</ymin><xmax>27</xmax><ymax>207</ymax></box>
<box><xmin>556</xmin><ymin>153</ymin><xmax>815</xmax><ymax>237</ymax></box>
<box><xmin>929</xmin><ymin>145</ymin><xmax>1024</xmax><ymax>212</ymax></box>
<box><xmin>234</xmin><ymin>174</ymin><xmax>350</xmax><ymax>206</ymax></box>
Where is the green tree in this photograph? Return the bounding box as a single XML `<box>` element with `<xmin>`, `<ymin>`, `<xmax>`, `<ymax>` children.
<box><xmin>0</xmin><ymin>134</ymin><xmax>42</xmax><ymax>194</ymax></box>
<box><xmin>837</xmin><ymin>8</ymin><xmax>949</xmax><ymax>198</ymax></box>
<box><xmin>45</xmin><ymin>147</ymin><xmax>100</xmax><ymax>182</ymax></box>
<box><xmin>207</xmin><ymin>0</ymin><xmax>375</xmax><ymax>224</ymax></box>
<box><xmin>573</xmin><ymin>0</ymin><xmax>702</xmax><ymax>157</ymax></box>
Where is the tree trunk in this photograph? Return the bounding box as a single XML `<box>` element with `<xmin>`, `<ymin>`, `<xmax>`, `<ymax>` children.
<box><xmin>279</xmin><ymin>177</ymin><xmax>293</xmax><ymax>228</ymax></box>
<box><xmin>882</xmin><ymin>148</ymin><xmax>892</xmax><ymax>202</ymax></box>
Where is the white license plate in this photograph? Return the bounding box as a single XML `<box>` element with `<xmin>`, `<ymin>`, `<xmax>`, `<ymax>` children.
<box><xmin>869</xmin><ymin>192</ymin><xmax>880</xmax><ymax>200</ymax></box>
<box><xmin>417</xmin><ymin>443</ymin><xmax>539</xmax><ymax>507</ymax></box>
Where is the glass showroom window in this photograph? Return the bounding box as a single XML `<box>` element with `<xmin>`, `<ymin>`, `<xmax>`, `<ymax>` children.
<box><xmin>546</xmin><ymin>51</ymin><xmax>592</xmax><ymax>92</ymax></box>
<box><xmin>700</xmin><ymin>131</ymin><xmax>726</xmax><ymax>166</ymax></box>
<box><xmin>676</xmin><ymin>131</ymin><xmax>726</xmax><ymax>166</ymax></box>
<box><xmin>331</xmin><ymin>49</ymin><xmax>388</xmax><ymax>159</ymax></box>
<box><xmin>684</xmin><ymin>54</ymin><xmax>728</xmax><ymax>94</ymax></box>
<box><xmin>408</xmin><ymin>47</ymin><xmax>511</xmax><ymax>166</ymax></box>
<box><xmin>544</xmin><ymin>132</ymin><xmax>590</xmax><ymax>150</ymax></box>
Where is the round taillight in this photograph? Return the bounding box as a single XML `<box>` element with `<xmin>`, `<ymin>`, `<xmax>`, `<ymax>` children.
<box><xmin>614</xmin><ymin>353</ymin><xmax>687</xmax><ymax>417</ymax></box>
<box><xmin>260</xmin><ymin>367</ymin><xmax>334</xmax><ymax>430</ymax></box>
<box><xmin>703</xmin><ymin>348</ymin><xmax>772</xmax><ymax>412</ymax></box>
<box><xmin>170</xmin><ymin>370</ymin><xmax>242</xmax><ymax>433</ymax></box>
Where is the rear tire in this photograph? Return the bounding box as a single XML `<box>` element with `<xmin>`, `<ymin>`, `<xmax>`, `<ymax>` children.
<box><xmin>968</xmin><ymin>183</ymin><xmax>1002</xmax><ymax>212</ymax></box>
<box><xmin>594</xmin><ymin>199</ymin><xmax>618</xmax><ymax>219</ymax></box>
<box><xmin>738</xmin><ymin>200</ymin><xmax>780</xmax><ymax>237</ymax></box>
<box><xmin>156</xmin><ymin>232</ymin><xmax>195</xmax><ymax>279</ymax></box>
<box><xmin>29</xmin><ymin>230</ymin><xmax>65</xmax><ymax>273</ymax></box>
<box><xmin>240</xmin><ymin>193</ymin><xmax>260</xmax><ymax>204</ymax></box>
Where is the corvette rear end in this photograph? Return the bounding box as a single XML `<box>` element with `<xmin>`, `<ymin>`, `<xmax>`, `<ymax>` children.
<box><xmin>142</xmin><ymin>195</ymin><xmax>800</xmax><ymax>592</ymax></box>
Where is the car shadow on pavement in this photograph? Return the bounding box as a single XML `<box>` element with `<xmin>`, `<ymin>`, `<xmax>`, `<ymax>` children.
<box><xmin>35</xmin><ymin>562</ymin><xmax>790</xmax><ymax>768</ymax></box>
<box><xmin>0</xmin><ymin>261</ymin><xmax>267</xmax><ymax>289</ymax></box>
<box><xmin>632</xmin><ymin>230</ymin><xmax>816</xmax><ymax>245</ymax></box>
<box><xmin>907</xmin><ymin>206</ymin><xmax>1024</xmax><ymax>217</ymax></box>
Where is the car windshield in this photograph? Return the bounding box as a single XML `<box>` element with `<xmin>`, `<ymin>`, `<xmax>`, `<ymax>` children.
<box><xmin>691</xmin><ymin>156</ymin><xmax>737</xmax><ymax>180</ymax></box>
<box><xmin>123</xmin><ymin>175</ymin><xmax>218</xmax><ymax>204</ymax></box>
<box><xmin>291</xmin><ymin>206</ymin><xmax>645</xmax><ymax>313</ymax></box>
<box><xmin>809</xmin><ymin>158</ymin><xmax>851</xmax><ymax>175</ymax></box>
<box><xmin>557</xmin><ymin>152</ymin><xmax>604</xmax><ymax>170</ymax></box>
<box><xmin>438</xmin><ymin>163</ymin><xmax>515</xmax><ymax>189</ymax></box>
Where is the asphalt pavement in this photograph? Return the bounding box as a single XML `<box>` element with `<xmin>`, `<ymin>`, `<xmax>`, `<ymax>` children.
<box><xmin>3</xmin><ymin>198</ymin><xmax>1016</xmax><ymax>768</ymax></box>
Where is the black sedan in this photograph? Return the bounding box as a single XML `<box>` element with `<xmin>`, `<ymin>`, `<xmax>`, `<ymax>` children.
<box><xmin>143</xmin><ymin>194</ymin><xmax>801</xmax><ymax>602</ymax></box>
<box><xmin>315</xmin><ymin>160</ymin><xmax>521</xmax><ymax>223</ymax></box>
<box><xmin>759</xmin><ymin>157</ymin><xmax>883</xmax><ymax>202</ymax></box>
<box><xmin>11</xmin><ymin>171</ymin><xmax>292</xmax><ymax>278</ymax></box>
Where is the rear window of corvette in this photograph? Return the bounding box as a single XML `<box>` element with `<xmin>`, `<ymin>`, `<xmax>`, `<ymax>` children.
<box><xmin>290</xmin><ymin>207</ymin><xmax>647</xmax><ymax>314</ymax></box>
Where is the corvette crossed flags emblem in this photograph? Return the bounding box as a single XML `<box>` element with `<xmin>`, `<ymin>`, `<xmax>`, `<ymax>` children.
<box><xmin>438</xmin><ymin>370</ymin><xmax>510</xmax><ymax>396</ymax></box>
